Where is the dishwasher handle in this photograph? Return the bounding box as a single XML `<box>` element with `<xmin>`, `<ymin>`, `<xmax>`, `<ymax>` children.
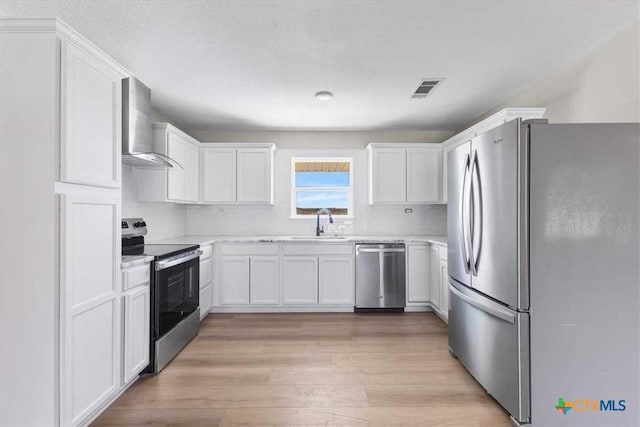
<box><xmin>357</xmin><ymin>247</ymin><xmax>406</xmax><ymax>254</ymax></box>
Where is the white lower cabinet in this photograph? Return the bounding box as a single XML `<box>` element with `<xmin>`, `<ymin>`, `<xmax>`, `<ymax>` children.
<box><xmin>429</xmin><ymin>246</ymin><xmax>441</xmax><ymax>310</ymax></box>
<box><xmin>123</xmin><ymin>284</ymin><xmax>150</xmax><ymax>384</ymax></box>
<box><xmin>61</xmin><ymin>192</ymin><xmax>121</xmax><ymax>427</ymax></box>
<box><xmin>200</xmin><ymin>283</ymin><xmax>213</xmax><ymax>317</ymax></box>
<box><xmin>282</xmin><ymin>257</ymin><xmax>318</xmax><ymax>305</ymax></box>
<box><xmin>405</xmin><ymin>242</ymin><xmax>449</xmax><ymax>322</ymax></box>
<box><xmin>212</xmin><ymin>243</ymin><xmax>360</xmax><ymax>310</ymax></box>
<box><xmin>220</xmin><ymin>256</ymin><xmax>250</xmax><ymax>305</ymax></box>
<box><xmin>438</xmin><ymin>248</ymin><xmax>449</xmax><ymax>321</ymax></box>
<box><xmin>407</xmin><ymin>245</ymin><xmax>430</xmax><ymax>304</ymax></box>
<box><xmin>250</xmin><ymin>257</ymin><xmax>279</xmax><ymax>304</ymax></box>
<box><xmin>318</xmin><ymin>257</ymin><xmax>354</xmax><ymax>305</ymax></box>
<box><xmin>199</xmin><ymin>245</ymin><xmax>214</xmax><ymax>319</ymax></box>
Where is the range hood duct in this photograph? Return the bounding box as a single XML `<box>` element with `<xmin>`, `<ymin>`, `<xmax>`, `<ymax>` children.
<box><xmin>122</xmin><ymin>77</ymin><xmax>181</xmax><ymax>169</ymax></box>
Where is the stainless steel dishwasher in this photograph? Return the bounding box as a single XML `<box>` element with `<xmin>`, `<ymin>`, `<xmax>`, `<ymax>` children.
<box><xmin>355</xmin><ymin>243</ymin><xmax>406</xmax><ymax>309</ymax></box>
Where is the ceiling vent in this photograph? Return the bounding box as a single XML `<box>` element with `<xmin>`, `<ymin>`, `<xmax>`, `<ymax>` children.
<box><xmin>411</xmin><ymin>79</ymin><xmax>443</xmax><ymax>99</ymax></box>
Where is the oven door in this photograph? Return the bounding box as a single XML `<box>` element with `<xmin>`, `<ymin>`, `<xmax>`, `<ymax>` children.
<box><xmin>155</xmin><ymin>257</ymin><xmax>199</xmax><ymax>339</ymax></box>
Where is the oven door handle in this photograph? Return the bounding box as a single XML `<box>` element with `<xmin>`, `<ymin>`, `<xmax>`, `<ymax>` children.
<box><xmin>155</xmin><ymin>250</ymin><xmax>203</xmax><ymax>271</ymax></box>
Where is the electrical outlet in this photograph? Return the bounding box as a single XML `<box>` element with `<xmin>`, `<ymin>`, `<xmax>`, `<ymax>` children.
<box><xmin>404</xmin><ymin>208</ymin><xmax>413</xmax><ymax>214</ymax></box>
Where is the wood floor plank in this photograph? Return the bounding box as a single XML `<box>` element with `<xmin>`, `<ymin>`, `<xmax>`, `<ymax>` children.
<box><xmin>219</xmin><ymin>406</ymin><xmax>510</xmax><ymax>427</ymax></box>
<box><xmin>269</xmin><ymin>366</ymin><xmax>480</xmax><ymax>386</ymax></box>
<box><xmin>170</xmin><ymin>352</ymin><xmax>334</xmax><ymax>368</ymax></box>
<box><xmin>332</xmin><ymin>351</ymin><xmax>459</xmax><ymax>367</ymax></box>
<box><xmin>93</xmin><ymin>312</ymin><xmax>510</xmax><ymax>426</ymax></box>
<box><xmin>110</xmin><ymin>384</ymin><xmax>370</xmax><ymax>409</ymax></box>
<box><xmin>93</xmin><ymin>408</ymin><xmax>225</xmax><ymax>426</ymax></box>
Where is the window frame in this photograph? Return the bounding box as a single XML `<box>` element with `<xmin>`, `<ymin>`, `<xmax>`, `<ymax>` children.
<box><xmin>290</xmin><ymin>156</ymin><xmax>354</xmax><ymax>219</ymax></box>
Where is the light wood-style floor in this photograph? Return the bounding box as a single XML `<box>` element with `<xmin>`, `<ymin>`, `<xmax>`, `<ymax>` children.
<box><xmin>94</xmin><ymin>313</ymin><xmax>509</xmax><ymax>426</ymax></box>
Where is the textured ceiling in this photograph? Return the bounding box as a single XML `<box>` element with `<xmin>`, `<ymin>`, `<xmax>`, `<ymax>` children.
<box><xmin>1</xmin><ymin>1</ymin><xmax>638</xmax><ymax>132</ymax></box>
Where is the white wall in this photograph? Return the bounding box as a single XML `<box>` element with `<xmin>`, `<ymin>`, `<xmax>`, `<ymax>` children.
<box><xmin>186</xmin><ymin>130</ymin><xmax>453</xmax><ymax>236</ymax></box>
<box><xmin>122</xmin><ymin>165</ymin><xmax>187</xmax><ymax>242</ymax></box>
<box><xmin>474</xmin><ymin>22</ymin><xmax>640</xmax><ymax>125</ymax></box>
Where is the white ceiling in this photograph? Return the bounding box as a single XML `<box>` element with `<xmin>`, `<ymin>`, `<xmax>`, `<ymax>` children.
<box><xmin>1</xmin><ymin>1</ymin><xmax>638</xmax><ymax>132</ymax></box>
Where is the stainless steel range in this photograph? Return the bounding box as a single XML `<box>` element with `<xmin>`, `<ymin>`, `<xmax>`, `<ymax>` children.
<box><xmin>122</xmin><ymin>218</ymin><xmax>201</xmax><ymax>373</ymax></box>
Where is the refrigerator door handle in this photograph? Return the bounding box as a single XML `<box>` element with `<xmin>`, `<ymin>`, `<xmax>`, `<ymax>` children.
<box><xmin>470</xmin><ymin>150</ymin><xmax>483</xmax><ymax>276</ymax></box>
<box><xmin>449</xmin><ymin>281</ymin><xmax>515</xmax><ymax>323</ymax></box>
<box><xmin>461</xmin><ymin>153</ymin><xmax>472</xmax><ymax>273</ymax></box>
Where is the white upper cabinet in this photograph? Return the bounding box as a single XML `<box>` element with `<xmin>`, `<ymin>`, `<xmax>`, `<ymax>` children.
<box><xmin>237</xmin><ymin>148</ymin><xmax>273</xmax><ymax>203</ymax></box>
<box><xmin>136</xmin><ymin>123</ymin><xmax>200</xmax><ymax>203</ymax></box>
<box><xmin>440</xmin><ymin>108</ymin><xmax>546</xmax><ymax>203</ymax></box>
<box><xmin>370</xmin><ymin>148</ymin><xmax>407</xmax><ymax>204</ymax></box>
<box><xmin>368</xmin><ymin>143</ymin><xmax>442</xmax><ymax>204</ymax></box>
<box><xmin>201</xmin><ymin>148</ymin><xmax>236</xmax><ymax>203</ymax></box>
<box><xmin>166</xmin><ymin>132</ymin><xmax>186</xmax><ymax>201</ymax></box>
<box><xmin>60</xmin><ymin>40</ymin><xmax>124</xmax><ymax>188</ymax></box>
<box><xmin>407</xmin><ymin>149</ymin><xmax>440</xmax><ymax>203</ymax></box>
<box><xmin>201</xmin><ymin>144</ymin><xmax>275</xmax><ymax>205</ymax></box>
<box><xmin>136</xmin><ymin>138</ymin><xmax>274</xmax><ymax>205</ymax></box>
<box><xmin>184</xmin><ymin>140</ymin><xmax>200</xmax><ymax>201</ymax></box>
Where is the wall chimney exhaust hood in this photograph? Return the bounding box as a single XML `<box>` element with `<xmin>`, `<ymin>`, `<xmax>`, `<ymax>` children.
<box><xmin>122</xmin><ymin>77</ymin><xmax>181</xmax><ymax>169</ymax></box>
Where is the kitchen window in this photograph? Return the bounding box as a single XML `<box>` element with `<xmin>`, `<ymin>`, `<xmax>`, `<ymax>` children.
<box><xmin>291</xmin><ymin>157</ymin><xmax>353</xmax><ymax>218</ymax></box>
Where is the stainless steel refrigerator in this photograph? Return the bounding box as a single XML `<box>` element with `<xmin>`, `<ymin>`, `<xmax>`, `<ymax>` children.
<box><xmin>447</xmin><ymin>119</ymin><xmax>639</xmax><ymax>426</ymax></box>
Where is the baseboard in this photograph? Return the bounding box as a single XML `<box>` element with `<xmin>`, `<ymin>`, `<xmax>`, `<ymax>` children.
<box><xmin>210</xmin><ymin>305</ymin><xmax>355</xmax><ymax>313</ymax></box>
<box><xmin>404</xmin><ymin>305</ymin><xmax>433</xmax><ymax>312</ymax></box>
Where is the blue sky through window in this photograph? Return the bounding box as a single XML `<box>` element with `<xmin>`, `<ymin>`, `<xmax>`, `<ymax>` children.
<box><xmin>295</xmin><ymin>171</ymin><xmax>349</xmax><ymax>187</ymax></box>
<box><xmin>294</xmin><ymin>166</ymin><xmax>351</xmax><ymax>214</ymax></box>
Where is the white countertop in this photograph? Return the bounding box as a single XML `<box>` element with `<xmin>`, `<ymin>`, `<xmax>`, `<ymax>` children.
<box><xmin>151</xmin><ymin>234</ymin><xmax>447</xmax><ymax>247</ymax></box>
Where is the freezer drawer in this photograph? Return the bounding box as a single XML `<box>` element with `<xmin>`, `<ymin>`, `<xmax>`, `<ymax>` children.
<box><xmin>448</xmin><ymin>280</ymin><xmax>530</xmax><ymax>423</ymax></box>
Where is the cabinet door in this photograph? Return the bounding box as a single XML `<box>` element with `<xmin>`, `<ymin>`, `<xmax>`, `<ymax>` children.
<box><xmin>61</xmin><ymin>41</ymin><xmax>122</xmax><ymax>188</ymax></box>
<box><xmin>237</xmin><ymin>148</ymin><xmax>272</xmax><ymax>204</ymax></box>
<box><xmin>439</xmin><ymin>260</ymin><xmax>449</xmax><ymax>321</ymax></box>
<box><xmin>407</xmin><ymin>148</ymin><xmax>441</xmax><ymax>203</ymax></box>
<box><xmin>318</xmin><ymin>257</ymin><xmax>354</xmax><ymax>305</ymax></box>
<box><xmin>428</xmin><ymin>246</ymin><xmax>441</xmax><ymax>309</ymax></box>
<box><xmin>200</xmin><ymin>257</ymin><xmax>213</xmax><ymax>289</ymax></box>
<box><xmin>371</xmin><ymin>148</ymin><xmax>406</xmax><ymax>204</ymax></box>
<box><xmin>123</xmin><ymin>285</ymin><xmax>150</xmax><ymax>384</ymax></box>
<box><xmin>202</xmin><ymin>148</ymin><xmax>236</xmax><ymax>203</ymax></box>
<box><xmin>250</xmin><ymin>256</ymin><xmax>279</xmax><ymax>305</ymax></box>
<box><xmin>407</xmin><ymin>245</ymin><xmax>430</xmax><ymax>303</ymax></box>
<box><xmin>199</xmin><ymin>283</ymin><xmax>213</xmax><ymax>320</ymax></box>
<box><xmin>219</xmin><ymin>256</ymin><xmax>250</xmax><ymax>305</ymax></box>
<box><xmin>167</xmin><ymin>133</ymin><xmax>186</xmax><ymax>201</ymax></box>
<box><xmin>61</xmin><ymin>192</ymin><xmax>121</xmax><ymax>426</ymax></box>
<box><xmin>184</xmin><ymin>142</ymin><xmax>200</xmax><ymax>202</ymax></box>
<box><xmin>282</xmin><ymin>257</ymin><xmax>318</xmax><ymax>305</ymax></box>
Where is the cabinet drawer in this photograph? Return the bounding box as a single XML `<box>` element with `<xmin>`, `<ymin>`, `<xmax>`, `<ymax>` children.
<box><xmin>220</xmin><ymin>243</ymin><xmax>279</xmax><ymax>255</ymax></box>
<box><xmin>282</xmin><ymin>244</ymin><xmax>353</xmax><ymax>256</ymax></box>
<box><xmin>122</xmin><ymin>263</ymin><xmax>151</xmax><ymax>291</ymax></box>
<box><xmin>200</xmin><ymin>244</ymin><xmax>213</xmax><ymax>260</ymax></box>
<box><xmin>200</xmin><ymin>258</ymin><xmax>213</xmax><ymax>289</ymax></box>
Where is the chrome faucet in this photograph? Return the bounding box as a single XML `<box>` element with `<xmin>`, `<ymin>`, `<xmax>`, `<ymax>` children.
<box><xmin>316</xmin><ymin>208</ymin><xmax>334</xmax><ymax>236</ymax></box>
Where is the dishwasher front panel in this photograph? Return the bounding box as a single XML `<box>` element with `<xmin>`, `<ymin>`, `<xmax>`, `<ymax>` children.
<box><xmin>355</xmin><ymin>244</ymin><xmax>406</xmax><ymax>308</ymax></box>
